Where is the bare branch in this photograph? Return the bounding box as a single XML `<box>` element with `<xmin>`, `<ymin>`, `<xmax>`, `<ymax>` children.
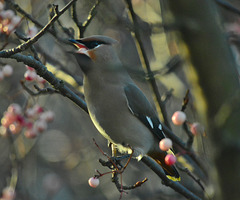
<box><xmin>80</xmin><ymin>0</ymin><xmax>102</xmax><ymax>38</ymax></box>
<box><xmin>72</xmin><ymin>0</ymin><xmax>102</xmax><ymax>38</ymax></box>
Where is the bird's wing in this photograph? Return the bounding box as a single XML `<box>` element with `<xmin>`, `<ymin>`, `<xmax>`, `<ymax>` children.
<box><xmin>124</xmin><ymin>84</ymin><xmax>166</xmax><ymax>141</ymax></box>
<box><xmin>124</xmin><ymin>84</ymin><xmax>180</xmax><ymax>181</ymax></box>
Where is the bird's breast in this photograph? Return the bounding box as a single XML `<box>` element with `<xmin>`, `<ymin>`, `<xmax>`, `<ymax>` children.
<box><xmin>84</xmin><ymin>76</ymin><xmax>155</xmax><ymax>158</ymax></box>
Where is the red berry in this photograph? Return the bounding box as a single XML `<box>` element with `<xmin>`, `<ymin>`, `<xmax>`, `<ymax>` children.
<box><xmin>24</xmin><ymin>70</ymin><xmax>37</xmax><ymax>81</ymax></box>
<box><xmin>33</xmin><ymin>104</ymin><xmax>44</xmax><ymax>113</ymax></box>
<box><xmin>8</xmin><ymin>103</ymin><xmax>22</xmax><ymax>115</ymax></box>
<box><xmin>25</xmin><ymin>128</ymin><xmax>38</xmax><ymax>138</ymax></box>
<box><xmin>9</xmin><ymin>122</ymin><xmax>22</xmax><ymax>134</ymax></box>
<box><xmin>36</xmin><ymin>75</ymin><xmax>46</xmax><ymax>84</ymax></box>
<box><xmin>35</xmin><ymin>120</ymin><xmax>47</xmax><ymax>132</ymax></box>
<box><xmin>1</xmin><ymin>112</ymin><xmax>16</xmax><ymax>127</ymax></box>
<box><xmin>11</xmin><ymin>16</ymin><xmax>21</xmax><ymax>26</ymax></box>
<box><xmin>171</xmin><ymin>111</ymin><xmax>186</xmax><ymax>125</ymax></box>
<box><xmin>88</xmin><ymin>177</ymin><xmax>99</xmax><ymax>188</ymax></box>
<box><xmin>190</xmin><ymin>122</ymin><xmax>205</xmax><ymax>136</ymax></box>
<box><xmin>25</xmin><ymin>122</ymin><xmax>33</xmax><ymax>129</ymax></box>
<box><xmin>159</xmin><ymin>138</ymin><xmax>172</xmax><ymax>151</ymax></box>
<box><xmin>2</xmin><ymin>64</ymin><xmax>13</xmax><ymax>77</ymax></box>
<box><xmin>2</xmin><ymin>186</ymin><xmax>15</xmax><ymax>200</ymax></box>
<box><xmin>16</xmin><ymin>115</ymin><xmax>25</xmax><ymax>125</ymax></box>
<box><xmin>165</xmin><ymin>154</ymin><xmax>176</xmax><ymax>166</ymax></box>
<box><xmin>26</xmin><ymin>108</ymin><xmax>36</xmax><ymax>118</ymax></box>
<box><xmin>40</xmin><ymin>111</ymin><xmax>54</xmax><ymax>122</ymax></box>
<box><xmin>2</xmin><ymin>10</ymin><xmax>14</xmax><ymax>19</ymax></box>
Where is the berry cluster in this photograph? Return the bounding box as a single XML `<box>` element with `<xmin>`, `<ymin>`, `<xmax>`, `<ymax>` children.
<box><xmin>0</xmin><ymin>103</ymin><xmax>54</xmax><ymax>138</ymax></box>
<box><xmin>0</xmin><ymin>2</ymin><xmax>21</xmax><ymax>35</ymax></box>
<box><xmin>171</xmin><ymin>110</ymin><xmax>204</xmax><ymax>135</ymax></box>
<box><xmin>0</xmin><ymin>64</ymin><xmax>13</xmax><ymax>81</ymax></box>
<box><xmin>157</xmin><ymin>111</ymin><xmax>205</xmax><ymax>167</ymax></box>
<box><xmin>159</xmin><ymin>138</ymin><xmax>176</xmax><ymax>166</ymax></box>
<box><xmin>24</xmin><ymin>65</ymin><xmax>46</xmax><ymax>85</ymax></box>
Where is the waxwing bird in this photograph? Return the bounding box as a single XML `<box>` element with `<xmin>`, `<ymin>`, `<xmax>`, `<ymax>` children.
<box><xmin>70</xmin><ymin>35</ymin><xmax>180</xmax><ymax>181</ymax></box>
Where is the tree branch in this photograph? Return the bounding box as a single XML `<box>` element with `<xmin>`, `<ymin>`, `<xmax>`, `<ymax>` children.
<box><xmin>141</xmin><ymin>156</ymin><xmax>202</xmax><ymax>200</ymax></box>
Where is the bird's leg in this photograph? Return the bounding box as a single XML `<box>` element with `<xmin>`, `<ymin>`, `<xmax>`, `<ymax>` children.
<box><xmin>94</xmin><ymin>139</ymin><xmax>148</xmax><ymax>196</ymax></box>
<box><xmin>94</xmin><ymin>139</ymin><xmax>134</xmax><ymax>173</ymax></box>
<box><xmin>110</xmin><ymin>143</ymin><xmax>118</xmax><ymax>183</ymax></box>
<box><xmin>112</xmin><ymin>145</ymin><xmax>135</xmax><ymax>199</ymax></box>
<box><xmin>111</xmin><ymin>143</ymin><xmax>118</xmax><ymax>158</ymax></box>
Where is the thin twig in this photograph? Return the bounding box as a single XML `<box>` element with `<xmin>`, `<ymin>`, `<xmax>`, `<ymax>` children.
<box><xmin>181</xmin><ymin>89</ymin><xmax>190</xmax><ymax>112</ymax></box>
<box><xmin>72</xmin><ymin>0</ymin><xmax>102</xmax><ymax>38</ymax></box>
<box><xmin>178</xmin><ymin>166</ymin><xmax>205</xmax><ymax>192</ymax></box>
<box><xmin>71</xmin><ymin>1</ymin><xmax>81</xmax><ymax>27</ymax></box>
<box><xmin>80</xmin><ymin>0</ymin><xmax>102</xmax><ymax>38</ymax></box>
<box><xmin>180</xmin><ymin>90</ymin><xmax>194</xmax><ymax>148</ymax></box>
<box><xmin>183</xmin><ymin>122</ymin><xmax>194</xmax><ymax>148</ymax></box>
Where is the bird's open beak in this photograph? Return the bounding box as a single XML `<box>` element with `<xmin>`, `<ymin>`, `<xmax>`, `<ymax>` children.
<box><xmin>69</xmin><ymin>39</ymin><xmax>90</xmax><ymax>57</ymax></box>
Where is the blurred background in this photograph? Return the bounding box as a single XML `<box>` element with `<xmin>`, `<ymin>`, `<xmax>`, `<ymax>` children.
<box><xmin>0</xmin><ymin>0</ymin><xmax>239</xmax><ymax>199</ymax></box>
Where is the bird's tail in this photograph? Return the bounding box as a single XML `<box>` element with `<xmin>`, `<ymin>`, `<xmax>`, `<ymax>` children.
<box><xmin>148</xmin><ymin>151</ymin><xmax>180</xmax><ymax>181</ymax></box>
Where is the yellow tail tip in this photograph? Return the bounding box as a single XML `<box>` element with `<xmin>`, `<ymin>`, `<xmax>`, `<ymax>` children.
<box><xmin>166</xmin><ymin>175</ymin><xmax>181</xmax><ymax>182</ymax></box>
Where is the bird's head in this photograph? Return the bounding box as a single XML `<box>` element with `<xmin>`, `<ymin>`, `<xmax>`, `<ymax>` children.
<box><xmin>69</xmin><ymin>35</ymin><xmax>119</xmax><ymax>73</ymax></box>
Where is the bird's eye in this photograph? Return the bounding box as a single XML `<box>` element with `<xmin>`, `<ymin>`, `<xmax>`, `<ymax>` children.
<box><xmin>87</xmin><ymin>41</ymin><xmax>100</xmax><ymax>49</ymax></box>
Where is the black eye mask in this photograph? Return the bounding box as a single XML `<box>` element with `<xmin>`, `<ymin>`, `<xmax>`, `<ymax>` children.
<box><xmin>76</xmin><ymin>40</ymin><xmax>108</xmax><ymax>49</ymax></box>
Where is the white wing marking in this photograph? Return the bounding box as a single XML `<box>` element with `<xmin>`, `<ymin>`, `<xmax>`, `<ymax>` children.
<box><xmin>146</xmin><ymin>116</ymin><xmax>154</xmax><ymax>129</ymax></box>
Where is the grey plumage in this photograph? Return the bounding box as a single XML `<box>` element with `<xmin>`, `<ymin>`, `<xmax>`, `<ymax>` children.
<box><xmin>70</xmin><ymin>35</ymin><xmax>180</xmax><ymax>181</ymax></box>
